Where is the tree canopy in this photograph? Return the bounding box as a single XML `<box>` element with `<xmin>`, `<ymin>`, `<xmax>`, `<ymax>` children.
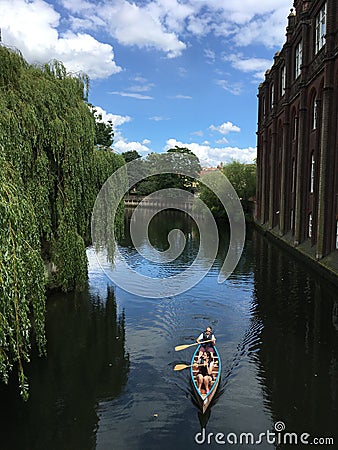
<box><xmin>198</xmin><ymin>160</ymin><xmax>256</xmax><ymax>218</ymax></box>
<box><xmin>0</xmin><ymin>46</ymin><xmax>125</xmax><ymax>398</ymax></box>
<box><xmin>135</xmin><ymin>147</ymin><xmax>201</xmax><ymax>195</ymax></box>
<box><xmin>121</xmin><ymin>150</ymin><xmax>142</xmax><ymax>163</ymax></box>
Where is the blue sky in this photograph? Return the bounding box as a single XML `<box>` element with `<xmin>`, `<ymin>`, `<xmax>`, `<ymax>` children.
<box><xmin>1</xmin><ymin>0</ymin><xmax>293</xmax><ymax>166</ymax></box>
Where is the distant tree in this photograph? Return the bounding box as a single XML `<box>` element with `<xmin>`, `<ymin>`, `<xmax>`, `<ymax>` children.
<box><xmin>197</xmin><ymin>160</ymin><xmax>256</xmax><ymax>218</ymax></box>
<box><xmin>222</xmin><ymin>160</ymin><xmax>256</xmax><ymax>201</ymax></box>
<box><xmin>121</xmin><ymin>150</ymin><xmax>142</xmax><ymax>163</ymax></box>
<box><xmin>135</xmin><ymin>148</ymin><xmax>201</xmax><ymax>195</ymax></box>
<box><xmin>198</xmin><ymin>171</ymin><xmax>228</xmax><ymax>218</ymax></box>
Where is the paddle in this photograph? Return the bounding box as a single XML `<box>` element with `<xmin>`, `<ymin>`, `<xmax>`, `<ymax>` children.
<box><xmin>174</xmin><ymin>340</ymin><xmax>213</xmax><ymax>352</ymax></box>
<box><xmin>174</xmin><ymin>363</ymin><xmax>204</xmax><ymax>371</ymax></box>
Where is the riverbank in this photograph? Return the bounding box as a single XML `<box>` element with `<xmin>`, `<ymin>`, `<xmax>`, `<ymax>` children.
<box><xmin>253</xmin><ymin>221</ymin><xmax>338</xmax><ymax>286</ymax></box>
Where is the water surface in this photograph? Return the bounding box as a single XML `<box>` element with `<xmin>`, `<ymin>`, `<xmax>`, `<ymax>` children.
<box><xmin>0</xmin><ymin>210</ymin><xmax>337</xmax><ymax>449</ymax></box>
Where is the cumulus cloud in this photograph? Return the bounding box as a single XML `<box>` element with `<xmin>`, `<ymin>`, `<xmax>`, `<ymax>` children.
<box><xmin>113</xmin><ymin>139</ymin><xmax>151</xmax><ymax>157</ymax></box>
<box><xmin>224</xmin><ymin>54</ymin><xmax>273</xmax><ymax>80</ymax></box>
<box><xmin>62</xmin><ymin>0</ymin><xmax>292</xmax><ymax>61</ymax></box>
<box><xmin>1</xmin><ymin>0</ymin><xmax>121</xmax><ymax>79</ymax></box>
<box><xmin>164</xmin><ymin>139</ymin><xmax>256</xmax><ymax>166</ymax></box>
<box><xmin>209</xmin><ymin>121</ymin><xmax>241</xmax><ymax>135</ymax></box>
<box><xmin>92</xmin><ymin>106</ymin><xmax>131</xmax><ymax>127</ymax></box>
<box><xmin>1</xmin><ymin>0</ymin><xmax>292</xmax><ymax>80</ymax></box>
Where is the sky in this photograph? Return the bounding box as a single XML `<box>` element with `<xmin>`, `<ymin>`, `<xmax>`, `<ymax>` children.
<box><xmin>1</xmin><ymin>0</ymin><xmax>294</xmax><ymax>167</ymax></box>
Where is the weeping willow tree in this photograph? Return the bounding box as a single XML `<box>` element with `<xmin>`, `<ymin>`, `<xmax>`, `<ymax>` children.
<box><xmin>0</xmin><ymin>45</ymin><xmax>125</xmax><ymax>398</ymax></box>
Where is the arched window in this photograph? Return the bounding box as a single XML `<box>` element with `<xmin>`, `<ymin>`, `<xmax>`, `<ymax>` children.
<box><xmin>295</xmin><ymin>40</ymin><xmax>302</xmax><ymax>78</ymax></box>
<box><xmin>270</xmin><ymin>84</ymin><xmax>275</xmax><ymax>109</ymax></box>
<box><xmin>281</xmin><ymin>65</ymin><xmax>286</xmax><ymax>96</ymax></box>
<box><xmin>312</xmin><ymin>95</ymin><xmax>318</xmax><ymax>129</ymax></box>
<box><xmin>308</xmin><ymin>213</ymin><xmax>313</xmax><ymax>238</ymax></box>
<box><xmin>292</xmin><ymin>113</ymin><xmax>298</xmax><ymax>141</ymax></box>
<box><xmin>291</xmin><ymin>158</ymin><xmax>296</xmax><ymax>193</ymax></box>
<box><xmin>315</xmin><ymin>2</ymin><xmax>327</xmax><ymax>53</ymax></box>
<box><xmin>310</xmin><ymin>153</ymin><xmax>315</xmax><ymax>193</ymax></box>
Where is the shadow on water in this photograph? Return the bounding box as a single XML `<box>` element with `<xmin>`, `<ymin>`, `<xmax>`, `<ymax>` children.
<box><xmin>250</xmin><ymin>230</ymin><xmax>338</xmax><ymax>447</ymax></box>
<box><xmin>0</xmin><ymin>286</ymin><xmax>129</xmax><ymax>450</ymax></box>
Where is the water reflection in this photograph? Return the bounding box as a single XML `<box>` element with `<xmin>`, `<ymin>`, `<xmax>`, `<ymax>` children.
<box><xmin>251</xmin><ymin>231</ymin><xmax>338</xmax><ymax>443</ymax></box>
<box><xmin>0</xmin><ymin>286</ymin><xmax>129</xmax><ymax>450</ymax></box>
<box><xmin>1</xmin><ymin>211</ymin><xmax>337</xmax><ymax>450</ymax></box>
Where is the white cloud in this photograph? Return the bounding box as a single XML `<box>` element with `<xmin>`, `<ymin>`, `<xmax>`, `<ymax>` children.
<box><xmin>94</xmin><ymin>0</ymin><xmax>186</xmax><ymax>58</ymax></box>
<box><xmin>110</xmin><ymin>91</ymin><xmax>154</xmax><ymax>100</ymax></box>
<box><xmin>215</xmin><ymin>137</ymin><xmax>229</xmax><ymax>145</ymax></box>
<box><xmin>171</xmin><ymin>94</ymin><xmax>193</xmax><ymax>99</ymax></box>
<box><xmin>209</xmin><ymin>121</ymin><xmax>241</xmax><ymax>135</ymax></box>
<box><xmin>92</xmin><ymin>106</ymin><xmax>131</xmax><ymax>127</ymax></box>
<box><xmin>113</xmin><ymin>139</ymin><xmax>151</xmax><ymax>157</ymax></box>
<box><xmin>164</xmin><ymin>139</ymin><xmax>256</xmax><ymax>166</ymax></box>
<box><xmin>149</xmin><ymin>116</ymin><xmax>170</xmax><ymax>121</ymax></box>
<box><xmin>1</xmin><ymin>0</ymin><xmax>121</xmax><ymax>79</ymax></box>
<box><xmin>224</xmin><ymin>53</ymin><xmax>273</xmax><ymax>80</ymax></box>
<box><xmin>215</xmin><ymin>79</ymin><xmax>243</xmax><ymax>96</ymax></box>
<box><xmin>204</xmin><ymin>48</ymin><xmax>216</xmax><ymax>64</ymax></box>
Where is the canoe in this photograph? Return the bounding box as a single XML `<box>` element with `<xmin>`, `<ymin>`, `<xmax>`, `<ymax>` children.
<box><xmin>190</xmin><ymin>345</ymin><xmax>221</xmax><ymax>414</ymax></box>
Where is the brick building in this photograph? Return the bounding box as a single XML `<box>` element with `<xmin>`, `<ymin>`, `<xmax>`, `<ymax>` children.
<box><xmin>256</xmin><ymin>0</ymin><xmax>338</xmax><ymax>262</ymax></box>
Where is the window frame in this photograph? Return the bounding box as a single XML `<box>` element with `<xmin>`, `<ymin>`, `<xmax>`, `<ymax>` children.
<box><xmin>295</xmin><ymin>40</ymin><xmax>302</xmax><ymax>79</ymax></box>
<box><xmin>315</xmin><ymin>2</ymin><xmax>327</xmax><ymax>54</ymax></box>
<box><xmin>281</xmin><ymin>65</ymin><xmax>286</xmax><ymax>97</ymax></box>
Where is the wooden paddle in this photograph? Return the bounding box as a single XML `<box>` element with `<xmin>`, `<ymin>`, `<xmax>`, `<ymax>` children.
<box><xmin>174</xmin><ymin>340</ymin><xmax>213</xmax><ymax>352</ymax></box>
<box><xmin>174</xmin><ymin>363</ymin><xmax>204</xmax><ymax>371</ymax></box>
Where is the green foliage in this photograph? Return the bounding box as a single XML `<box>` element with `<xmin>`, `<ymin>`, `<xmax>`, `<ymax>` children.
<box><xmin>121</xmin><ymin>150</ymin><xmax>141</xmax><ymax>163</ymax></box>
<box><xmin>0</xmin><ymin>46</ymin><xmax>125</xmax><ymax>397</ymax></box>
<box><xmin>89</xmin><ymin>106</ymin><xmax>114</xmax><ymax>148</ymax></box>
<box><xmin>222</xmin><ymin>160</ymin><xmax>256</xmax><ymax>201</ymax></box>
<box><xmin>197</xmin><ymin>171</ymin><xmax>228</xmax><ymax>219</ymax></box>
<box><xmin>135</xmin><ymin>147</ymin><xmax>201</xmax><ymax>195</ymax></box>
<box><xmin>197</xmin><ymin>161</ymin><xmax>257</xmax><ymax>218</ymax></box>
<box><xmin>0</xmin><ymin>157</ymin><xmax>46</xmax><ymax>400</ymax></box>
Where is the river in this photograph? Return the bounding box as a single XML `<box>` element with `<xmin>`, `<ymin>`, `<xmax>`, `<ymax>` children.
<box><xmin>0</xmin><ymin>209</ymin><xmax>337</xmax><ymax>449</ymax></box>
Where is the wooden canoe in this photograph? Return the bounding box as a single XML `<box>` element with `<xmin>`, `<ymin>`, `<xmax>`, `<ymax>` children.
<box><xmin>190</xmin><ymin>345</ymin><xmax>221</xmax><ymax>414</ymax></box>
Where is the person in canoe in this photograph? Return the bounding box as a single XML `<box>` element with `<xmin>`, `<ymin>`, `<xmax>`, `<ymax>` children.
<box><xmin>196</xmin><ymin>350</ymin><xmax>215</xmax><ymax>394</ymax></box>
<box><xmin>197</xmin><ymin>326</ymin><xmax>216</xmax><ymax>356</ymax></box>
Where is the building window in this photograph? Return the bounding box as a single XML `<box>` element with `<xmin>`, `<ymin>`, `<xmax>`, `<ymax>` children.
<box><xmin>270</xmin><ymin>84</ymin><xmax>275</xmax><ymax>109</ymax></box>
<box><xmin>310</xmin><ymin>153</ymin><xmax>315</xmax><ymax>193</ymax></box>
<box><xmin>308</xmin><ymin>213</ymin><xmax>313</xmax><ymax>238</ymax></box>
<box><xmin>295</xmin><ymin>40</ymin><xmax>302</xmax><ymax>78</ymax></box>
<box><xmin>293</xmin><ymin>115</ymin><xmax>298</xmax><ymax>141</ymax></box>
<box><xmin>291</xmin><ymin>159</ymin><xmax>296</xmax><ymax>193</ymax></box>
<box><xmin>312</xmin><ymin>96</ymin><xmax>318</xmax><ymax>129</ymax></box>
<box><xmin>281</xmin><ymin>65</ymin><xmax>286</xmax><ymax>96</ymax></box>
<box><xmin>336</xmin><ymin>220</ymin><xmax>338</xmax><ymax>249</ymax></box>
<box><xmin>315</xmin><ymin>3</ymin><xmax>327</xmax><ymax>53</ymax></box>
<box><xmin>262</xmin><ymin>96</ymin><xmax>266</xmax><ymax>119</ymax></box>
<box><xmin>290</xmin><ymin>209</ymin><xmax>294</xmax><ymax>230</ymax></box>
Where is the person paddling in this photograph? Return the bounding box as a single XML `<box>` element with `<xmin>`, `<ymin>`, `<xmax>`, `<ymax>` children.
<box><xmin>197</xmin><ymin>326</ymin><xmax>216</xmax><ymax>356</ymax></box>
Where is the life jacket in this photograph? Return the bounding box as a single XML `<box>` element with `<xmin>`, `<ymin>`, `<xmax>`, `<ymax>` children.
<box><xmin>202</xmin><ymin>331</ymin><xmax>213</xmax><ymax>346</ymax></box>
